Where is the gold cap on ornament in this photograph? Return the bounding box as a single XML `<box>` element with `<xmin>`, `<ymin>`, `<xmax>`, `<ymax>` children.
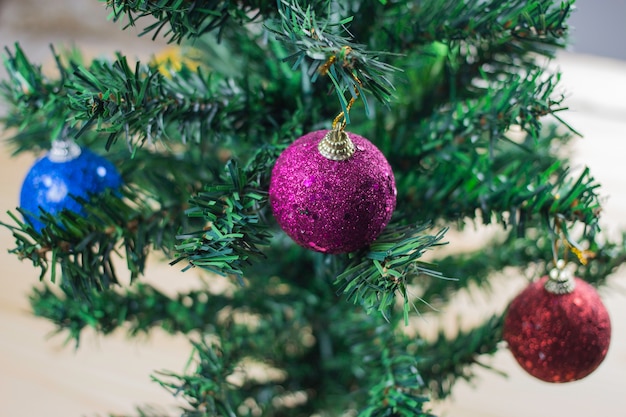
<box><xmin>318</xmin><ymin>128</ymin><xmax>355</xmax><ymax>161</ymax></box>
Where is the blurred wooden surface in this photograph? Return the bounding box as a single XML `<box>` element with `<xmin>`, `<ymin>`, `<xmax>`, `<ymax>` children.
<box><xmin>1</xmin><ymin>1</ymin><xmax>626</xmax><ymax>416</ymax></box>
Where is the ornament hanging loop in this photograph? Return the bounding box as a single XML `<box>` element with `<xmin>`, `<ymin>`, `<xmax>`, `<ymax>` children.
<box><xmin>545</xmin><ymin>214</ymin><xmax>596</xmax><ymax>294</ymax></box>
<box><xmin>331</xmin><ymin>89</ymin><xmax>358</xmax><ymax>133</ymax></box>
<box><xmin>551</xmin><ymin>215</ymin><xmax>595</xmax><ymax>266</ymax></box>
<box><xmin>318</xmin><ymin>47</ymin><xmax>363</xmax><ymax>159</ymax></box>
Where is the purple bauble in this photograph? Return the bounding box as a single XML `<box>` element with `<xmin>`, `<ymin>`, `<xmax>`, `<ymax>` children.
<box><xmin>269</xmin><ymin>130</ymin><xmax>396</xmax><ymax>254</ymax></box>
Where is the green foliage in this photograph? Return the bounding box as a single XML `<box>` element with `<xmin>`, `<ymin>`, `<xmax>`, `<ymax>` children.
<box><xmin>29</xmin><ymin>283</ymin><xmax>231</xmax><ymax>344</ymax></box>
<box><xmin>102</xmin><ymin>0</ymin><xmax>277</xmax><ymax>43</ymax></box>
<box><xmin>153</xmin><ymin>340</ymin><xmax>240</xmax><ymax>417</ymax></box>
<box><xmin>425</xmin><ymin>229</ymin><xmax>626</xmax><ymax>308</ymax></box>
<box><xmin>395</xmin><ymin>126</ymin><xmax>602</xmax><ymax>229</ymax></box>
<box><xmin>172</xmin><ymin>160</ymin><xmax>272</xmax><ymax>278</ymax></box>
<box><xmin>68</xmin><ymin>53</ymin><xmax>244</xmax><ymax>149</ymax></box>
<box><xmin>1</xmin><ymin>44</ymin><xmax>74</xmax><ymax>152</ymax></box>
<box><xmin>2</xmin><ymin>190</ymin><xmax>148</xmax><ymax>295</ymax></box>
<box><xmin>416</xmin><ymin>315</ymin><xmax>504</xmax><ymax>400</ymax></box>
<box><xmin>3</xmin><ymin>0</ymin><xmax>626</xmax><ymax>416</ymax></box>
<box><xmin>358</xmin><ymin>337</ymin><xmax>433</xmax><ymax>417</ymax></box>
<box><xmin>336</xmin><ymin>224</ymin><xmax>447</xmax><ymax>323</ymax></box>
<box><xmin>0</xmin><ymin>140</ymin><xmax>216</xmax><ymax>298</ymax></box>
<box><xmin>380</xmin><ymin>0</ymin><xmax>572</xmax><ymax>51</ymax></box>
<box><xmin>269</xmin><ymin>0</ymin><xmax>399</xmax><ymax>116</ymax></box>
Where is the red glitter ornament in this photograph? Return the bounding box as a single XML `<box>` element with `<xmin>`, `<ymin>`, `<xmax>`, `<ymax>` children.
<box><xmin>503</xmin><ymin>269</ymin><xmax>611</xmax><ymax>383</ymax></box>
<box><xmin>269</xmin><ymin>129</ymin><xmax>396</xmax><ymax>254</ymax></box>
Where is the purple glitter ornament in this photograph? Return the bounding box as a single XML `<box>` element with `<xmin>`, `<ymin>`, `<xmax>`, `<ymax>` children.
<box><xmin>269</xmin><ymin>129</ymin><xmax>396</xmax><ymax>254</ymax></box>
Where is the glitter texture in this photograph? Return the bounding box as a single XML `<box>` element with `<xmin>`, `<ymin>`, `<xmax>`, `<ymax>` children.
<box><xmin>503</xmin><ymin>275</ymin><xmax>611</xmax><ymax>383</ymax></box>
<box><xmin>269</xmin><ymin>130</ymin><xmax>396</xmax><ymax>254</ymax></box>
<box><xmin>20</xmin><ymin>147</ymin><xmax>123</xmax><ymax>231</ymax></box>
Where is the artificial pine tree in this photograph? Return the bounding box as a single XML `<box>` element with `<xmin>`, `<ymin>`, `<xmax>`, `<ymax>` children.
<box><xmin>2</xmin><ymin>1</ymin><xmax>625</xmax><ymax>416</ymax></box>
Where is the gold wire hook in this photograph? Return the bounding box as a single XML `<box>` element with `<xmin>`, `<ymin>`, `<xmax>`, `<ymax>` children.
<box><xmin>552</xmin><ymin>216</ymin><xmax>594</xmax><ymax>266</ymax></box>
<box><xmin>320</xmin><ymin>47</ymin><xmax>362</xmax><ymax>131</ymax></box>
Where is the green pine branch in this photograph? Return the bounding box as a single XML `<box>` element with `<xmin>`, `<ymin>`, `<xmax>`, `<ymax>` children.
<box><xmin>102</xmin><ymin>0</ymin><xmax>277</xmax><ymax>44</ymax></box>
<box><xmin>171</xmin><ymin>159</ymin><xmax>272</xmax><ymax>279</ymax></box>
<box><xmin>393</xmin><ymin>113</ymin><xmax>601</xmax><ymax>237</ymax></box>
<box><xmin>269</xmin><ymin>0</ymin><xmax>399</xmax><ymax>117</ymax></box>
<box><xmin>365</xmin><ymin>0</ymin><xmax>576</xmax><ymax>166</ymax></box>
<box><xmin>2</xmin><ymin>190</ymin><xmax>149</xmax><ymax>296</ymax></box>
<box><xmin>1</xmin><ymin>44</ymin><xmax>74</xmax><ymax>153</ymax></box>
<box><xmin>28</xmin><ymin>245</ymin><xmax>444</xmax><ymax>415</ymax></box>
<box><xmin>153</xmin><ymin>339</ymin><xmax>240</xmax><ymax>416</ymax></box>
<box><xmin>335</xmin><ymin>223</ymin><xmax>448</xmax><ymax>323</ymax></box>
<box><xmin>380</xmin><ymin>0</ymin><xmax>572</xmax><ymax>52</ymax></box>
<box><xmin>29</xmin><ymin>283</ymin><xmax>232</xmax><ymax>345</ymax></box>
<box><xmin>147</xmin><ymin>292</ymin><xmax>437</xmax><ymax>416</ymax></box>
<box><xmin>390</xmin><ymin>65</ymin><xmax>571</xmax><ymax>158</ymax></box>
<box><xmin>67</xmin><ymin>53</ymin><xmax>245</xmax><ymax>149</ymax></box>
<box><xmin>416</xmin><ymin>315</ymin><xmax>505</xmax><ymax>400</ymax></box>
<box><xmin>422</xmin><ymin>228</ymin><xmax>626</xmax><ymax>307</ymax></box>
<box><xmin>1</xmin><ymin>41</ymin><xmax>302</xmax><ymax>156</ymax></box>
<box><xmin>359</xmin><ymin>336</ymin><xmax>433</xmax><ymax>417</ymax></box>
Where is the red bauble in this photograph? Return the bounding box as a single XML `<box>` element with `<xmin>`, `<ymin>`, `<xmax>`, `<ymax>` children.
<box><xmin>269</xmin><ymin>129</ymin><xmax>396</xmax><ymax>254</ymax></box>
<box><xmin>503</xmin><ymin>275</ymin><xmax>611</xmax><ymax>383</ymax></box>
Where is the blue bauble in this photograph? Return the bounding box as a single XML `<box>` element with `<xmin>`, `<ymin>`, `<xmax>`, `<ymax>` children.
<box><xmin>19</xmin><ymin>147</ymin><xmax>123</xmax><ymax>231</ymax></box>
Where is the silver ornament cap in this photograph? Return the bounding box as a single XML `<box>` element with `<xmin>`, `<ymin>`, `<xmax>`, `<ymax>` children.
<box><xmin>48</xmin><ymin>138</ymin><xmax>82</xmax><ymax>163</ymax></box>
<box><xmin>544</xmin><ymin>259</ymin><xmax>576</xmax><ymax>294</ymax></box>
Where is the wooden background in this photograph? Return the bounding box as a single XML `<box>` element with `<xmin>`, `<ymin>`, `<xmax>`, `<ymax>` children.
<box><xmin>1</xmin><ymin>1</ymin><xmax>625</xmax><ymax>416</ymax></box>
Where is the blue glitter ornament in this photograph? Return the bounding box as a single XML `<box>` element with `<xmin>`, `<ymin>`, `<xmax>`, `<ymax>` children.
<box><xmin>19</xmin><ymin>140</ymin><xmax>123</xmax><ymax>231</ymax></box>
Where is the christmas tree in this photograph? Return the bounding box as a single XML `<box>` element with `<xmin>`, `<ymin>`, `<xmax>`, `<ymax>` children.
<box><xmin>2</xmin><ymin>0</ymin><xmax>625</xmax><ymax>416</ymax></box>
